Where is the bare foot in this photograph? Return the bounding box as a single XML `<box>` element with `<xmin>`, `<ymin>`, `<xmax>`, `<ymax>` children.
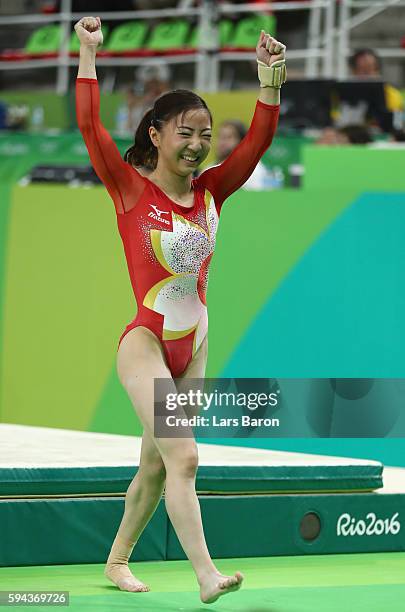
<box><xmin>199</xmin><ymin>570</ymin><xmax>244</xmax><ymax>604</ymax></box>
<box><xmin>104</xmin><ymin>563</ymin><xmax>150</xmax><ymax>593</ymax></box>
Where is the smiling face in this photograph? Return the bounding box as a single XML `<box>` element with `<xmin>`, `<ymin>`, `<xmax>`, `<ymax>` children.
<box><xmin>149</xmin><ymin>108</ymin><xmax>212</xmax><ymax>176</ymax></box>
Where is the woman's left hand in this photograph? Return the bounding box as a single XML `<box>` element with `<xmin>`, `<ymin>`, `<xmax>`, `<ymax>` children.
<box><xmin>256</xmin><ymin>31</ymin><xmax>286</xmax><ymax>67</ymax></box>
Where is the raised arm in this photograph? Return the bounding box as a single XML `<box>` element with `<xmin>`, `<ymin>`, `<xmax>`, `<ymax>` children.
<box><xmin>198</xmin><ymin>32</ymin><xmax>286</xmax><ymax>212</ymax></box>
<box><xmin>75</xmin><ymin>17</ymin><xmax>145</xmax><ymax>214</ymax></box>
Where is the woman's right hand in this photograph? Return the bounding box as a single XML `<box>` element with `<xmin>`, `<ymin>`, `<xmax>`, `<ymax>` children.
<box><xmin>74</xmin><ymin>16</ymin><xmax>103</xmax><ymax>48</ymax></box>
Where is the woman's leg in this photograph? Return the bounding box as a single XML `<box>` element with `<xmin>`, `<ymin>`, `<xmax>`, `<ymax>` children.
<box><xmin>104</xmin><ymin>429</ymin><xmax>166</xmax><ymax>592</ymax></box>
<box><xmin>175</xmin><ymin>337</ymin><xmax>244</xmax><ymax>603</ymax></box>
<box><xmin>116</xmin><ymin>328</ymin><xmax>243</xmax><ymax>603</ymax></box>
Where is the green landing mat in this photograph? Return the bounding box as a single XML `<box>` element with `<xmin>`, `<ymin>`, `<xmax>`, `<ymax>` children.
<box><xmin>0</xmin><ymin>462</ymin><xmax>383</xmax><ymax>497</ymax></box>
<box><xmin>0</xmin><ymin>553</ymin><xmax>404</xmax><ymax>611</ymax></box>
<box><xmin>0</xmin><ymin>425</ymin><xmax>383</xmax><ymax>497</ymax></box>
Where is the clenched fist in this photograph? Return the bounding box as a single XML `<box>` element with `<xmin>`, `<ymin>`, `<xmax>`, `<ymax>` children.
<box><xmin>74</xmin><ymin>16</ymin><xmax>103</xmax><ymax>48</ymax></box>
<box><xmin>256</xmin><ymin>31</ymin><xmax>286</xmax><ymax>67</ymax></box>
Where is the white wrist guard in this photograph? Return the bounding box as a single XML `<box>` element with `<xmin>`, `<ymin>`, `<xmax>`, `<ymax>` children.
<box><xmin>257</xmin><ymin>59</ymin><xmax>287</xmax><ymax>89</ymax></box>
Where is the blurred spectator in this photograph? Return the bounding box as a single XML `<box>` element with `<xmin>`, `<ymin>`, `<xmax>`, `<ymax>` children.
<box><xmin>390</xmin><ymin>129</ymin><xmax>405</xmax><ymax>142</ymax></box>
<box><xmin>0</xmin><ymin>101</ymin><xmax>29</xmax><ymax>131</ymax></box>
<box><xmin>316</xmin><ymin>127</ymin><xmax>349</xmax><ymax>145</ymax></box>
<box><xmin>211</xmin><ymin>119</ymin><xmax>278</xmax><ymax>189</ymax></box>
<box><xmin>349</xmin><ymin>49</ymin><xmax>404</xmax><ymax>114</ymax></box>
<box><xmin>126</xmin><ymin>65</ymin><xmax>171</xmax><ymax>133</ymax></box>
<box><xmin>8</xmin><ymin>104</ymin><xmax>30</xmax><ymax>130</ymax></box>
<box><xmin>340</xmin><ymin>124</ymin><xmax>372</xmax><ymax>144</ymax></box>
<box><xmin>316</xmin><ymin>124</ymin><xmax>372</xmax><ymax>145</ymax></box>
<box><xmin>216</xmin><ymin>120</ymin><xmax>248</xmax><ymax>161</ymax></box>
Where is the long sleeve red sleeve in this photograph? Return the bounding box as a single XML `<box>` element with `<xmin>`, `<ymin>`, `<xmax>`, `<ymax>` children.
<box><xmin>76</xmin><ymin>78</ymin><xmax>145</xmax><ymax>214</ymax></box>
<box><xmin>197</xmin><ymin>100</ymin><xmax>280</xmax><ymax>213</ymax></box>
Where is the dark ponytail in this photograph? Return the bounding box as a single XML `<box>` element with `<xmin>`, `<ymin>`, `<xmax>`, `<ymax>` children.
<box><xmin>124</xmin><ymin>108</ymin><xmax>156</xmax><ymax>170</ymax></box>
<box><xmin>124</xmin><ymin>89</ymin><xmax>212</xmax><ymax>172</ymax></box>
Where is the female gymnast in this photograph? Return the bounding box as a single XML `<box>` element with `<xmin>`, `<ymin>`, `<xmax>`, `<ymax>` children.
<box><xmin>75</xmin><ymin>15</ymin><xmax>286</xmax><ymax>605</ymax></box>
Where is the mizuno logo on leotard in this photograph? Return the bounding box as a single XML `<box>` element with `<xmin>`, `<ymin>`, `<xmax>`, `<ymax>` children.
<box><xmin>150</xmin><ymin>204</ymin><xmax>169</xmax><ymax>217</ymax></box>
<box><xmin>148</xmin><ymin>204</ymin><xmax>171</xmax><ymax>225</ymax></box>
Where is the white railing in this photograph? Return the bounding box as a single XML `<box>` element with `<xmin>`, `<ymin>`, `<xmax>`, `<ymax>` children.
<box><xmin>0</xmin><ymin>0</ymin><xmax>403</xmax><ymax>93</ymax></box>
<box><xmin>0</xmin><ymin>0</ymin><xmax>334</xmax><ymax>93</ymax></box>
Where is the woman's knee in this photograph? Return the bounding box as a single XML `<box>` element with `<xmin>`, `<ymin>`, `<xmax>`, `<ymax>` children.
<box><xmin>165</xmin><ymin>446</ymin><xmax>199</xmax><ymax>479</ymax></box>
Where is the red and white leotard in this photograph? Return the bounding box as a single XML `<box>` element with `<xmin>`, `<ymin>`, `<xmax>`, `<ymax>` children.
<box><xmin>76</xmin><ymin>78</ymin><xmax>279</xmax><ymax>377</ymax></box>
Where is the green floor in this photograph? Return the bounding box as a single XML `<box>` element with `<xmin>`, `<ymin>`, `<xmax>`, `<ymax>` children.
<box><xmin>1</xmin><ymin>553</ymin><xmax>404</xmax><ymax>611</ymax></box>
